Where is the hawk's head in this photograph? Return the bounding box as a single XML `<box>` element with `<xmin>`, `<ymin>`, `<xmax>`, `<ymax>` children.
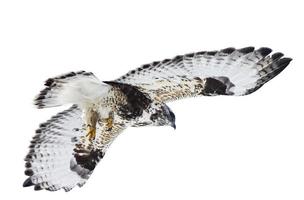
<box><xmin>149</xmin><ymin>103</ymin><xmax>176</xmax><ymax>129</ymax></box>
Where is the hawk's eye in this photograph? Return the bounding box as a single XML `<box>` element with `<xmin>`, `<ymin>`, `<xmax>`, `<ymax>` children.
<box><xmin>150</xmin><ymin>112</ymin><xmax>161</xmax><ymax>122</ymax></box>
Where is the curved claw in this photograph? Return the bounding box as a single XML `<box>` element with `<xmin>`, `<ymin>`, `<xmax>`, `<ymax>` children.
<box><xmin>106</xmin><ymin>117</ymin><xmax>113</xmax><ymax>131</ymax></box>
<box><xmin>86</xmin><ymin>125</ymin><xmax>96</xmax><ymax>140</ymax></box>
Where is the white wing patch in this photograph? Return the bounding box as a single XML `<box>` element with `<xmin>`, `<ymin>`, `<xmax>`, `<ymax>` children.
<box><xmin>115</xmin><ymin>47</ymin><xmax>292</xmax><ymax>101</ymax></box>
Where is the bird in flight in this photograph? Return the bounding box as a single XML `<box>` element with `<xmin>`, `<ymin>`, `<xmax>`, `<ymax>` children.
<box><xmin>23</xmin><ymin>47</ymin><xmax>292</xmax><ymax>191</ymax></box>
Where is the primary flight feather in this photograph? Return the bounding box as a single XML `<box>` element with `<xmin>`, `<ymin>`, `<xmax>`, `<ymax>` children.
<box><xmin>23</xmin><ymin>47</ymin><xmax>292</xmax><ymax>191</ymax></box>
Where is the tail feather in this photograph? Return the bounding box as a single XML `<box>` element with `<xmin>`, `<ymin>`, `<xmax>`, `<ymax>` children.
<box><xmin>34</xmin><ymin>71</ymin><xmax>110</xmax><ymax>109</ymax></box>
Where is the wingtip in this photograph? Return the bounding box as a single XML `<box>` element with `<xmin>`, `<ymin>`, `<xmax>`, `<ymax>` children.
<box><xmin>238</xmin><ymin>46</ymin><xmax>255</xmax><ymax>54</ymax></box>
<box><xmin>221</xmin><ymin>47</ymin><xmax>235</xmax><ymax>54</ymax></box>
<box><xmin>24</xmin><ymin>169</ymin><xmax>34</xmax><ymax>176</ymax></box>
<box><xmin>23</xmin><ymin>178</ymin><xmax>34</xmax><ymax>187</ymax></box>
<box><xmin>257</xmin><ymin>47</ymin><xmax>273</xmax><ymax>57</ymax></box>
<box><xmin>44</xmin><ymin>78</ymin><xmax>55</xmax><ymax>87</ymax></box>
<box><xmin>34</xmin><ymin>185</ymin><xmax>43</xmax><ymax>191</ymax></box>
<box><xmin>271</xmin><ymin>52</ymin><xmax>284</xmax><ymax>60</ymax></box>
<box><xmin>278</xmin><ymin>57</ymin><xmax>293</xmax><ymax>68</ymax></box>
<box><xmin>285</xmin><ymin>57</ymin><xmax>293</xmax><ymax>62</ymax></box>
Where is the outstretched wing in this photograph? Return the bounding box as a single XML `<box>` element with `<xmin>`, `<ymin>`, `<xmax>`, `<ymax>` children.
<box><xmin>113</xmin><ymin>47</ymin><xmax>292</xmax><ymax>102</ymax></box>
<box><xmin>23</xmin><ymin>105</ymin><xmax>126</xmax><ymax>192</ymax></box>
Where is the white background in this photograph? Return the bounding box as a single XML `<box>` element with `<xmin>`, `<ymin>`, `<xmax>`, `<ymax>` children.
<box><xmin>0</xmin><ymin>0</ymin><xmax>303</xmax><ymax>199</ymax></box>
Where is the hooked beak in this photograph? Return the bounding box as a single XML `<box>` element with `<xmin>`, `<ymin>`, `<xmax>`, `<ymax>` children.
<box><xmin>171</xmin><ymin>123</ymin><xmax>176</xmax><ymax>130</ymax></box>
<box><xmin>162</xmin><ymin>104</ymin><xmax>176</xmax><ymax>130</ymax></box>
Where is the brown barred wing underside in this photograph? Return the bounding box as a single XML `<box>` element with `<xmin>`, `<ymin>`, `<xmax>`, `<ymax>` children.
<box><xmin>114</xmin><ymin>47</ymin><xmax>292</xmax><ymax>102</ymax></box>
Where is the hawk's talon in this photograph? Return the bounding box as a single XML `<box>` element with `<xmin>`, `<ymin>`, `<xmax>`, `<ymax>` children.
<box><xmin>86</xmin><ymin>125</ymin><xmax>96</xmax><ymax>140</ymax></box>
<box><xmin>105</xmin><ymin>114</ymin><xmax>114</xmax><ymax>132</ymax></box>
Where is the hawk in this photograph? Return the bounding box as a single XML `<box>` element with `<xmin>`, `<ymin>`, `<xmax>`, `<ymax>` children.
<box><xmin>23</xmin><ymin>47</ymin><xmax>292</xmax><ymax>191</ymax></box>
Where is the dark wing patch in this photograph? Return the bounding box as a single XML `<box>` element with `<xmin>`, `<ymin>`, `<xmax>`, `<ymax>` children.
<box><xmin>70</xmin><ymin>148</ymin><xmax>105</xmax><ymax>179</ymax></box>
<box><xmin>73</xmin><ymin>149</ymin><xmax>105</xmax><ymax>172</ymax></box>
<box><xmin>70</xmin><ymin>122</ymin><xmax>126</xmax><ymax>182</ymax></box>
<box><xmin>201</xmin><ymin>78</ymin><xmax>229</xmax><ymax>96</ymax></box>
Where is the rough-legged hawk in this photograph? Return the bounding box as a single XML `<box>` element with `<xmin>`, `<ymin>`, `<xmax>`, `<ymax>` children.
<box><xmin>23</xmin><ymin>47</ymin><xmax>292</xmax><ymax>191</ymax></box>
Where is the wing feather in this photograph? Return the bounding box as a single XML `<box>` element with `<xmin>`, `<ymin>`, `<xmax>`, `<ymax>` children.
<box><xmin>34</xmin><ymin>71</ymin><xmax>111</xmax><ymax>108</ymax></box>
<box><xmin>114</xmin><ymin>47</ymin><xmax>292</xmax><ymax>102</ymax></box>
<box><xmin>23</xmin><ymin>105</ymin><xmax>126</xmax><ymax>191</ymax></box>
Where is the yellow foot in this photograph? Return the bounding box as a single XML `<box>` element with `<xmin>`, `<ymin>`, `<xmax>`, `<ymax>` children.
<box><xmin>86</xmin><ymin>125</ymin><xmax>96</xmax><ymax>140</ymax></box>
<box><xmin>106</xmin><ymin>116</ymin><xmax>113</xmax><ymax>131</ymax></box>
